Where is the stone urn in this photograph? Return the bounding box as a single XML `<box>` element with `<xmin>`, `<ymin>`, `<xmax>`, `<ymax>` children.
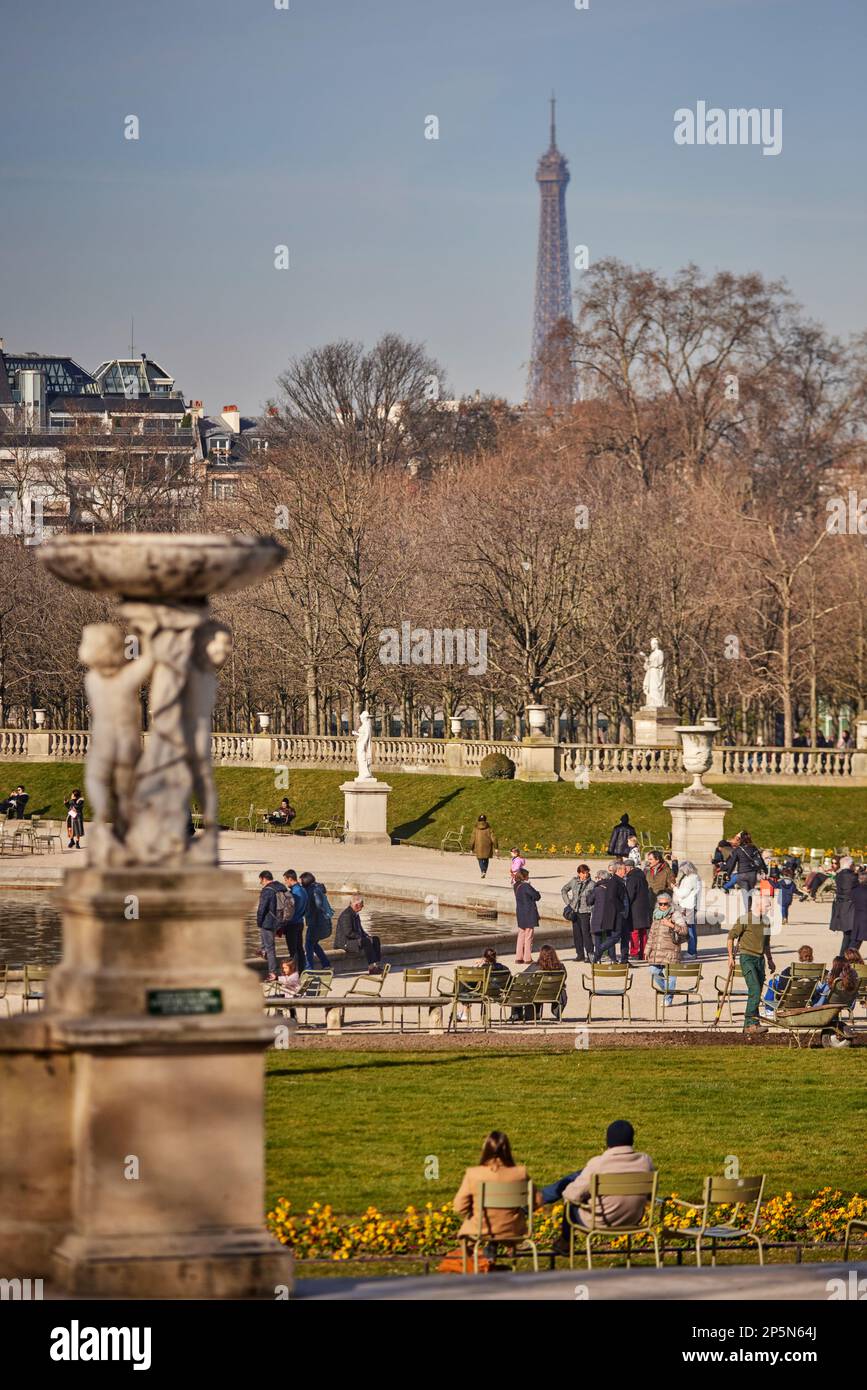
<box><xmin>526</xmin><ymin>704</ymin><xmax>548</xmax><ymax>736</ymax></box>
<box><xmin>257</xmin><ymin>711</ymin><xmax>271</xmax><ymax>732</ymax></box>
<box><xmin>449</xmin><ymin>716</ymin><xmax>462</xmax><ymax>738</ymax></box>
<box><xmin>675</xmin><ymin>720</ymin><xmax>719</xmax><ymax>792</ymax></box>
<box><xmin>33</xmin><ymin>708</ymin><xmax>47</xmax><ymax>727</ymax></box>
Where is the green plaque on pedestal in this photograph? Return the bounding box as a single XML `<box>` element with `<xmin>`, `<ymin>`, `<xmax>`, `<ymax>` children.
<box><xmin>147</xmin><ymin>988</ymin><xmax>223</xmax><ymax>1016</ymax></box>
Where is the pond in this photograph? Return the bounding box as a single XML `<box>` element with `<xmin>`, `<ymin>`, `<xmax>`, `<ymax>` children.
<box><xmin>0</xmin><ymin>890</ymin><xmax>503</xmax><ymax>967</ymax></box>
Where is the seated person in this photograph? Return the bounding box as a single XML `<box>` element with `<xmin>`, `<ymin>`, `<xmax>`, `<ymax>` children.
<box><xmin>333</xmin><ymin>894</ymin><xmax>381</xmax><ymax>969</ymax></box>
<box><xmin>511</xmin><ymin>943</ymin><xmax>566</xmax><ymax>1021</ymax></box>
<box><xmin>481</xmin><ymin>946</ymin><xmax>511</xmax><ymax>996</ymax></box>
<box><xmin>267</xmin><ymin>798</ymin><xmax>296</xmax><ymax>826</ymax></box>
<box><xmin>3</xmin><ymin>786</ymin><xmax>28</xmax><ymax>819</ymax></box>
<box><xmin>820</xmin><ymin>958</ymin><xmax>860</xmax><ymax>1008</ymax></box>
<box><xmin>542</xmin><ymin>1120</ymin><xmax>655</xmax><ymax>1254</ymax></box>
<box><xmin>761</xmin><ymin>944</ymin><xmax>815</xmax><ymax>1015</ymax></box>
<box><xmin>453</xmin><ymin>1130</ymin><xmax>541</xmax><ymax>1254</ymax></box>
<box><xmin>804</xmin><ymin>857</ymin><xmax>839</xmax><ymax>900</ymax></box>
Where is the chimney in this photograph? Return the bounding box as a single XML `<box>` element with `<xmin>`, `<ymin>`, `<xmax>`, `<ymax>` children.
<box><xmin>221</xmin><ymin>404</ymin><xmax>240</xmax><ymax>433</ymax></box>
<box><xmin>187</xmin><ymin>399</ymin><xmax>204</xmax><ymax>420</ymax></box>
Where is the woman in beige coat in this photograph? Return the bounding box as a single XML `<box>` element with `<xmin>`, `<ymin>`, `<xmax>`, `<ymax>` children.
<box><xmin>452</xmin><ymin>1131</ymin><xmax>538</xmax><ymax>1242</ymax></box>
<box><xmin>469</xmin><ymin>815</ymin><xmax>498</xmax><ymax>879</ymax></box>
<box><xmin>645</xmin><ymin>890</ymin><xmax>687</xmax><ymax>1005</ymax></box>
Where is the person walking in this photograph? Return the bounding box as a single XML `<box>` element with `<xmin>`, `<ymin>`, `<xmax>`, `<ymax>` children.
<box><xmin>673</xmin><ymin>860</ymin><xmax>702</xmax><ymax>958</ymax></box>
<box><xmin>607</xmin><ymin>813</ymin><xmax>637</xmax><ymax>860</ymax></box>
<box><xmin>589</xmin><ymin>871</ymin><xmax>619</xmax><ymax>964</ymax></box>
<box><xmin>281</xmin><ymin>869</ymin><xmax>309</xmax><ymax>974</ymax></box>
<box><xmin>850</xmin><ymin>870</ymin><xmax>867</xmax><ymax>953</ymax></box>
<box><xmin>561</xmin><ymin>863</ymin><xmax>594</xmax><ymax>961</ymax></box>
<box><xmin>830</xmin><ymin>855</ymin><xmax>858</xmax><ymax>953</ymax></box>
<box><xmin>513</xmin><ymin>868</ymin><xmax>540</xmax><ymax>963</ymax></box>
<box><xmin>299</xmin><ymin>871</ymin><xmax>334</xmax><ymax>971</ymax></box>
<box><xmin>256</xmin><ymin>869</ymin><xmax>288</xmax><ymax>982</ymax></box>
<box><xmin>646</xmin><ymin>892</ymin><xmax>687</xmax><ymax>1006</ymax></box>
<box><xmin>469</xmin><ymin>815</ymin><xmax>497</xmax><ymax>879</ymax></box>
<box><xmin>727</xmin><ymin>897</ymin><xmax>776</xmax><ymax>1035</ymax></box>
<box><xmin>623</xmin><ymin>859</ymin><xmax>652</xmax><ymax>960</ymax></box>
<box><xmin>64</xmin><ymin>789</ymin><xmax>84</xmax><ymax>849</ymax></box>
<box><xmin>645</xmin><ymin>848</ymin><xmax>675</xmax><ymax>910</ymax></box>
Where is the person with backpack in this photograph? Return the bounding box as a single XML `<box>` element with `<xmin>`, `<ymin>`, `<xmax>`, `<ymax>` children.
<box><xmin>299</xmin><ymin>870</ymin><xmax>334</xmax><ymax>970</ymax></box>
<box><xmin>280</xmin><ymin>869</ymin><xmax>308</xmax><ymax>974</ymax></box>
<box><xmin>257</xmin><ymin>869</ymin><xmax>289</xmax><ymax>981</ymax></box>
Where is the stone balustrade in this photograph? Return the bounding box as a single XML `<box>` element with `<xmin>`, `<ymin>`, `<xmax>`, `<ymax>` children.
<box><xmin>1</xmin><ymin>730</ymin><xmax>864</xmax><ymax>784</ymax></box>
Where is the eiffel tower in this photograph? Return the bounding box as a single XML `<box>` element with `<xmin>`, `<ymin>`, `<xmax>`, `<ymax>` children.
<box><xmin>528</xmin><ymin>95</ymin><xmax>574</xmax><ymax>408</ymax></box>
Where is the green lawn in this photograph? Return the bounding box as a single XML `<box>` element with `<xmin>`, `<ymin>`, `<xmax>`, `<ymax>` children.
<box><xmin>265</xmin><ymin>1048</ymin><xmax>867</xmax><ymax>1215</ymax></box>
<box><xmin>8</xmin><ymin>763</ymin><xmax>867</xmax><ymax>853</ymax></box>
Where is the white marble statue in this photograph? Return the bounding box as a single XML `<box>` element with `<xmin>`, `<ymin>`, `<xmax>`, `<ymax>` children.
<box><xmin>640</xmin><ymin>637</ymin><xmax>667</xmax><ymax>709</ymax></box>
<box><xmin>79</xmin><ymin>623</ymin><xmax>154</xmax><ymax>864</ymax></box>
<box><xmin>352</xmin><ymin>710</ymin><xmax>375</xmax><ymax>781</ymax></box>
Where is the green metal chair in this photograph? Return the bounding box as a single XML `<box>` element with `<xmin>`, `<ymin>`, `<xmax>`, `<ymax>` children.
<box><xmin>34</xmin><ymin>818</ymin><xmax>62</xmax><ymax>854</ymax></box>
<box><xmin>401</xmin><ymin>967</ymin><xmax>434</xmax><ymax>1029</ymax></box>
<box><xmin>440</xmin><ymin>824</ymin><xmax>465</xmax><ymax>853</ymax></box>
<box><xmin>460</xmin><ymin>1178</ymin><xmax>539</xmax><ymax>1274</ymax></box>
<box><xmin>650</xmin><ymin>962</ymin><xmax>705</xmax><ymax>1024</ymax></box>
<box><xmin>669</xmin><ymin>1174</ymin><xmax>766</xmax><ymax>1266</ymax></box>
<box><xmin>0</xmin><ymin>964</ymin><xmax>24</xmax><ymax>1017</ymax></box>
<box><xmin>844</xmin><ymin>1219</ymin><xmax>867</xmax><ymax>1261</ymax></box>
<box><xmin>22</xmin><ymin>965</ymin><xmax>47</xmax><ymax>1012</ymax></box>
<box><xmin>497</xmin><ymin>972</ymin><xmax>541</xmax><ymax>1023</ymax></box>
<box><xmin>789</xmin><ymin>961</ymin><xmax>826</xmax><ymax>982</ymax></box>
<box><xmin>437</xmin><ymin>965</ymin><xmax>491</xmax><ymax>1031</ymax></box>
<box><xmin>565</xmin><ymin>1170</ymin><xmax>660</xmax><ymax>1270</ymax></box>
<box><xmin>531</xmin><ymin>969</ymin><xmax>567</xmax><ymax>1023</ymax></box>
<box><xmin>581</xmin><ymin>963</ymin><xmax>633</xmax><ymax>1023</ymax></box>
<box><xmin>232</xmin><ymin>802</ymin><xmax>256</xmax><ymax>832</ymax></box>
<box><xmin>346</xmin><ymin>963</ymin><xmax>391</xmax><ymax>1023</ymax></box>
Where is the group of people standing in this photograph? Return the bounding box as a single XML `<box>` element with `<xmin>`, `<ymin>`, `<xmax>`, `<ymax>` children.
<box><xmin>257</xmin><ymin>867</ymin><xmax>383</xmax><ymax>985</ymax></box>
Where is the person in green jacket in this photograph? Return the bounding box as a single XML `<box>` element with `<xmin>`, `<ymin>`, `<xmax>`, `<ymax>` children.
<box><xmin>728</xmin><ymin>908</ymin><xmax>776</xmax><ymax>1034</ymax></box>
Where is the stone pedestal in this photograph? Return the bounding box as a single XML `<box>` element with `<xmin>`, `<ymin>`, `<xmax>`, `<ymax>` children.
<box><xmin>516</xmin><ymin>738</ymin><xmax>559</xmax><ymax>782</ymax></box>
<box><xmin>633</xmin><ymin>706</ymin><xmax>680</xmax><ymax>747</ymax></box>
<box><xmin>664</xmin><ymin>787</ymin><xmax>732</xmax><ymax>866</ymax></box>
<box><xmin>0</xmin><ymin>867</ymin><xmax>293</xmax><ymax>1297</ymax></box>
<box><xmin>340</xmin><ymin>778</ymin><xmax>392</xmax><ymax>844</ymax></box>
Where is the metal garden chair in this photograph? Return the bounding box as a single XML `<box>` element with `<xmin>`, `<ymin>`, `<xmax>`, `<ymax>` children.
<box><xmin>668</xmin><ymin>1174</ymin><xmax>766</xmax><ymax>1266</ymax></box>
<box><xmin>565</xmin><ymin>1170</ymin><xmax>660</xmax><ymax>1270</ymax></box>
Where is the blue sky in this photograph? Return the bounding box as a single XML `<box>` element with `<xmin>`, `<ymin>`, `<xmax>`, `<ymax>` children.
<box><xmin>2</xmin><ymin>0</ymin><xmax>865</xmax><ymax>412</ymax></box>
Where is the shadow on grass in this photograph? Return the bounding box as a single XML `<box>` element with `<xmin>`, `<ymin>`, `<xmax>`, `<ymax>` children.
<box><xmin>391</xmin><ymin>788</ymin><xmax>463</xmax><ymax>841</ymax></box>
<box><xmin>268</xmin><ymin>1053</ymin><xmax>501</xmax><ymax>1080</ymax></box>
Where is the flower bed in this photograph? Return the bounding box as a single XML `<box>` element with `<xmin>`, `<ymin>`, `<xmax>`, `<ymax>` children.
<box><xmin>268</xmin><ymin>1188</ymin><xmax>867</xmax><ymax>1262</ymax></box>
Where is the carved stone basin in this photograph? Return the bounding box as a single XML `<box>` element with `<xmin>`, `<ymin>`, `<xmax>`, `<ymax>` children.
<box><xmin>38</xmin><ymin>533</ymin><xmax>285</xmax><ymax>599</ymax></box>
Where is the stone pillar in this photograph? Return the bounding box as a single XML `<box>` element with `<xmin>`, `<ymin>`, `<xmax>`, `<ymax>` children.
<box><xmin>28</xmin><ymin>729</ymin><xmax>51</xmax><ymax>760</ymax></box>
<box><xmin>516</xmin><ymin>738</ymin><xmax>559</xmax><ymax>782</ymax></box>
<box><xmin>250</xmin><ymin>734</ymin><xmax>274</xmax><ymax>767</ymax></box>
<box><xmin>340</xmin><ymin>779</ymin><xmax>392</xmax><ymax>844</ymax></box>
<box><xmin>664</xmin><ymin>787</ymin><xmax>732</xmax><ymax>865</ymax></box>
<box><xmin>45</xmin><ymin>867</ymin><xmax>291</xmax><ymax>1298</ymax></box>
<box><xmin>632</xmin><ymin>706</ymin><xmax>679</xmax><ymax>746</ymax></box>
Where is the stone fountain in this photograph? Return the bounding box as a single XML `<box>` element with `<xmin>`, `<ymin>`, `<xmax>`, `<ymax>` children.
<box><xmin>0</xmin><ymin>533</ymin><xmax>293</xmax><ymax>1297</ymax></box>
<box><xmin>663</xmin><ymin>719</ymin><xmax>732</xmax><ymax>866</ymax></box>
